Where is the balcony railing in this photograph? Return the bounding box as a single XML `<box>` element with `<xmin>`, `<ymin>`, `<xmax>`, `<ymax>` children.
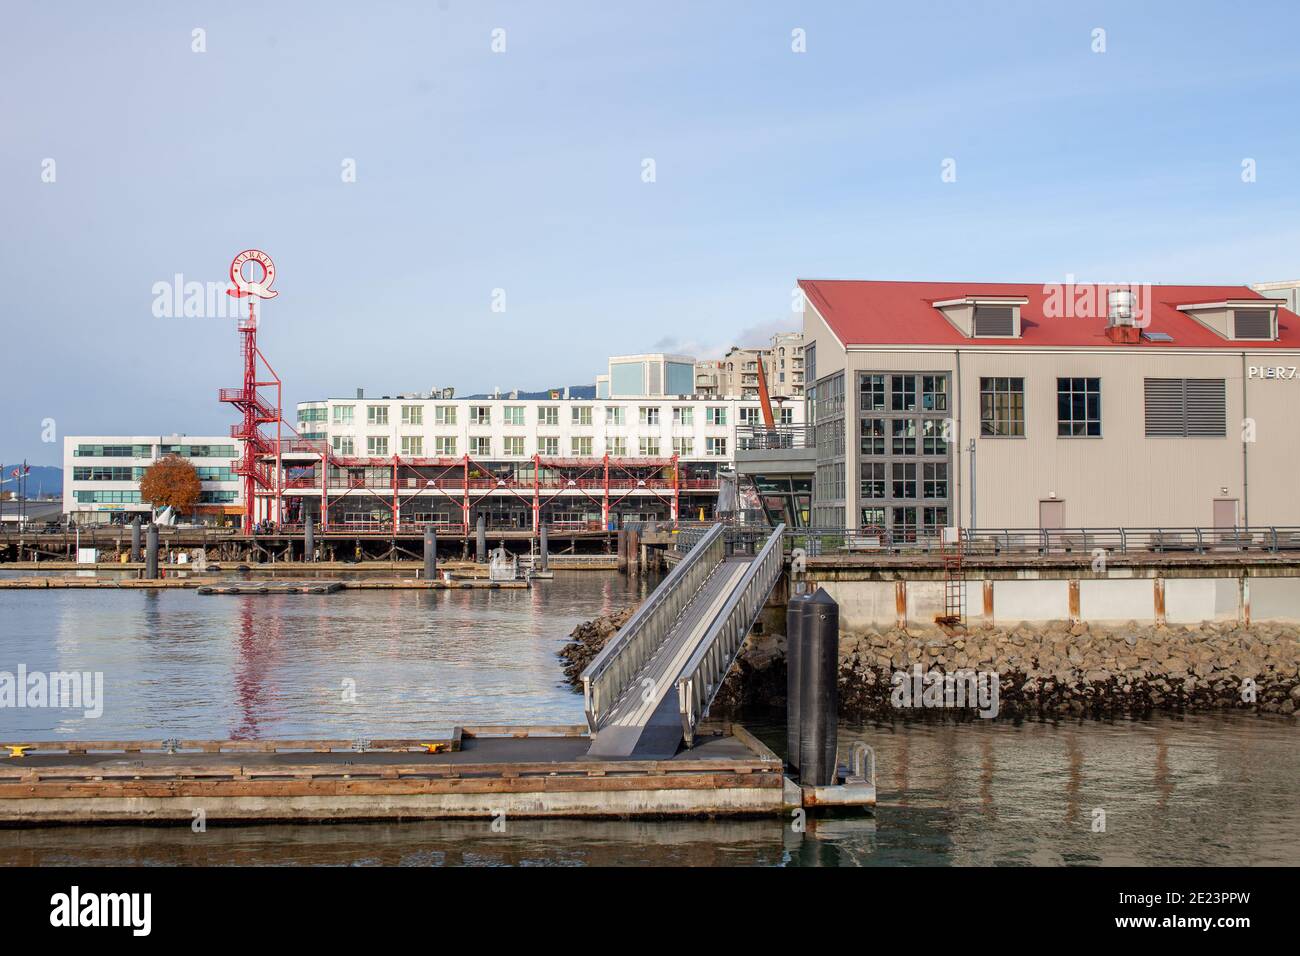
<box><xmin>736</xmin><ymin>425</ymin><xmax>813</xmax><ymax>450</ymax></box>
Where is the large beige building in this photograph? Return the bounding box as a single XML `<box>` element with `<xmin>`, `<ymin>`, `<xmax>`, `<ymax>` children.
<box><xmin>799</xmin><ymin>279</ymin><xmax>1300</xmax><ymax>534</ymax></box>
<box><xmin>695</xmin><ymin>332</ymin><xmax>805</xmax><ymax>400</ymax></box>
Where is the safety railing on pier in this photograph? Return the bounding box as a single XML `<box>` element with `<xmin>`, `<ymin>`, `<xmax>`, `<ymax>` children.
<box><xmin>676</xmin><ymin>523</ymin><xmax>786</xmax><ymax>747</ymax></box>
<box><xmin>581</xmin><ymin>523</ymin><xmax>726</xmax><ymax>731</ymax></box>
<box><xmin>783</xmin><ymin>525</ymin><xmax>1300</xmax><ymax>557</ymax></box>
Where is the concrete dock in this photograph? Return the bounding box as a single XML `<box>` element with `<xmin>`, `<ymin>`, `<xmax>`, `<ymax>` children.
<box><xmin>0</xmin><ymin>725</ymin><xmax>871</xmax><ymax>825</ymax></box>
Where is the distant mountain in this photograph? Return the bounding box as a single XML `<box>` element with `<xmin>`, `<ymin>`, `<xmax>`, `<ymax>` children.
<box><xmin>0</xmin><ymin>465</ymin><xmax>63</xmax><ymax>498</ymax></box>
<box><xmin>463</xmin><ymin>385</ymin><xmax>598</xmax><ymax>400</ymax></box>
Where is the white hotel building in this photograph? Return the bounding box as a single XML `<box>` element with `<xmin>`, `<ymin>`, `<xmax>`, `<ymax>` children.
<box><xmin>284</xmin><ymin>391</ymin><xmax>803</xmax><ymax>531</ymax></box>
<box><xmin>62</xmin><ymin>436</ymin><xmax>243</xmax><ymax>525</ymax></box>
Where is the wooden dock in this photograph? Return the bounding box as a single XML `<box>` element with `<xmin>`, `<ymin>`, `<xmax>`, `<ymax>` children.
<box><xmin>0</xmin><ymin>725</ymin><xmax>851</xmax><ymax>825</ymax></box>
<box><xmin>0</xmin><ymin>577</ymin><xmax>529</xmax><ymax>591</ymax></box>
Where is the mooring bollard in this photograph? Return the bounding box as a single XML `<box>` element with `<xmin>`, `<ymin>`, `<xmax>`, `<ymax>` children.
<box><xmin>145</xmin><ymin>523</ymin><xmax>159</xmax><ymax>580</ymax></box>
<box><xmin>798</xmin><ymin>588</ymin><xmax>840</xmax><ymax>787</ymax></box>
<box><xmin>476</xmin><ymin>515</ymin><xmax>487</xmax><ymax>563</ymax></box>
<box><xmin>304</xmin><ymin>516</ymin><xmax>314</xmax><ymax>562</ymax></box>
<box><xmin>539</xmin><ymin>524</ymin><xmax>549</xmax><ymax>572</ymax></box>
<box><xmin>616</xmin><ymin>529</ymin><xmax>627</xmax><ymax>574</ymax></box>
<box><xmin>424</xmin><ymin>525</ymin><xmax>437</xmax><ymax>580</ymax></box>
<box><xmin>130</xmin><ymin>516</ymin><xmax>142</xmax><ymax>563</ymax></box>
<box><xmin>785</xmin><ymin>592</ymin><xmax>811</xmax><ymax>774</ymax></box>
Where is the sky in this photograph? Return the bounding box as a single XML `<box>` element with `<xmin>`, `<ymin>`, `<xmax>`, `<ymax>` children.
<box><xmin>2</xmin><ymin>0</ymin><xmax>1299</xmax><ymax>465</ymax></box>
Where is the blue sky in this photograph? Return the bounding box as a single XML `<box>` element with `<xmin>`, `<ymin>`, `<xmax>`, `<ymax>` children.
<box><xmin>3</xmin><ymin>0</ymin><xmax>1299</xmax><ymax>465</ymax></box>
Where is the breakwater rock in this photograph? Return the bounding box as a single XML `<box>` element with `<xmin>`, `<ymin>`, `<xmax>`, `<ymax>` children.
<box><xmin>716</xmin><ymin>619</ymin><xmax>1300</xmax><ymax>720</ymax></box>
<box><xmin>558</xmin><ymin>607</ymin><xmax>636</xmax><ymax>687</ymax></box>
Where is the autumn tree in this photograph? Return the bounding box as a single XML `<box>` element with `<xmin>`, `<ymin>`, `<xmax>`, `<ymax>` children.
<box><xmin>139</xmin><ymin>455</ymin><xmax>202</xmax><ymax>516</ymax></box>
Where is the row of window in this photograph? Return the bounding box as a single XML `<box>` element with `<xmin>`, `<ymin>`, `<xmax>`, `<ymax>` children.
<box><xmin>860</xmin><ymin>506</ymin><xmax>949</xmax><ymax>531</ymax></box>
<box><xmin>72</xmin><ymin>466</ymin><xmax>235</xmax><ymax>482</ymax></box>
<box><xmin>331</xmin><ymin>435</ymin><xmax>731</xmax><ymax>458</ymax></box>
<box><xmin>979</xmin><ymin>377</ymin><xmax>1225</xmax><ymax>438</ymax></box>
<box><xmin>328</xmin><ymin>404</ymin><xmax>747</xmax><ymax>428</ymax></box>
<box><xmin>860</xmin><ymin>462</ymin><xmax>949</xmax><ymax>500</ymax></box>
<box><xmin>72</xmin><ymin>444</ymin><xmax>238</xmax><ymax>459</ymax></box>
<box><xmin>74</xmin><ymin>490</ymin><xmax>236</xmax><ymax>504</ymax></box>
<box><xmin>860</xmin><ymin>418</ymin><xmax>949</xmax><ymax>456</ymax></box>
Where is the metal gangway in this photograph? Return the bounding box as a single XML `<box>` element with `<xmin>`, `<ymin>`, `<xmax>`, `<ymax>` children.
<box><xmin>581</xmin><ymin>522</ymin><xmax>787</xmax><ymax>758</ymax></box>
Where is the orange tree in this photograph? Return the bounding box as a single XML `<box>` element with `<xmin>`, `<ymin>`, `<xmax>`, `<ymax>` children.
<box><xmin>138</xmin><ymin>455</ymin><xmax>202</xmax><ymax>516</ymax></box>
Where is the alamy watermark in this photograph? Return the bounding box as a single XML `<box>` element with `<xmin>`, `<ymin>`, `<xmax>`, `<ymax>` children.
<box><xmin>890</xmin><ymin>664</ymin><xmax>999</xmax><ymax>718</ymax></box>
<box><xmin>0</xmin><ymin>666</ymin><xmax>104</xmax><ymax>718</ymax></box>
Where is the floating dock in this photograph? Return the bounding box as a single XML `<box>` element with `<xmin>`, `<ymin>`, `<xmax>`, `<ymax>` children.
<box><xmin>0</xmin><ymin>577</ymin><xmax>529</xmax><ymax>591</ymax></box>
<box><xmin>0</xmin><ymin>725</ymin><xmax>874</xmax><ymax>825</ymax></box>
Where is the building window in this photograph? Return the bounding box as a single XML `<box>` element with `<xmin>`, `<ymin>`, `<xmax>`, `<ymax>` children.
<box><xmin>571</xmin><ymin>437</ymin><xmax>593</xmax><ymax>456</ymax></box>
<box><xmin>400</xmin><ymin>436</ymin><xmax>423</xmax><ymax>456</ymax></box>
<box><xmin>539</xmin><ymin>406</ymin><xmax>559</xmax><ymax>426</ymax></box>
<box><xmin>891</xmin><ymin>375</ymin><xmax>917</xmax><ymax>412</ymax></box>
<box><xmin>860</xmin><ymin>374</ymin><xmax>885</xmax><ymax>411</ymax></box>
<box><xmin>333</xmin><ymin>405</ymin><xmax>354</xmax><ymax>425</ymax></box>
<box><xmin>861</xmin><ymin>418</ymin><xmax>886</xmax><ymax>455</ymax></box>
<box><xmin>860</xmin><ymin>506</ymin><xmax>885</xmax><ymax>529</ymax></box>
<box><xmin>435</xmin><ymin>436</ymin><xmax>457</xmax><ymax>456</ymax></box>
<box><xmin>607</xmin><ymin>437</ymin><xmax>627</xmax><ymax>456</ymax></box>
<box><xmin>923</xmin><ymin>506</ymin><xmax>949</xmax><ymax>529</ymax></box>
<box><xmin>673</xmin><ymin>437</ymin><xmax>694</xmax><ymax>456</ymax></box>
<box><xmin>891</xmin><ymin>462</ymin><xmax>917</xmax><ymax>499</ymax></box>
<box><xmin>778</xmin><ymin>407</ymin><xmax>794</xmax><ymax>425</ymax></box>
<box><xmin>470</xmin><ymin>437</ymin><xmax>491</xmax><ymax>457</ymax></box>
<box><xmin>1057</xmin><ymin>378</ymin><xmax>1101</xmax><ymax>437</ymax></box>
<box><xmin>572</xmin><ymin>406</ymin><xmax>592</xmax><ymax>426</ymax></box>
<box><xmin>891</xmin><ymin>418</ymin><xmax>916</xmax><ymax>455</ymax></box>
<box><xmin>503</xmin><ymin>436</ymin><xmax>525</xmax><ymax>457</ymax></box>
<box><xmin>1144</xmin><ymin>378</ymin><xmax>1226</xmax><ymax>437</ymax></box>
<box><xmin>639</xmin><ymin>406</ymin><xmax>660</xmax><ymax>426</ymax></box>
<box><xmin>739</xmin><ymin>407</ymin><xmax>759</xmax><ymax>426</ymax></box>
<box><xmin>332</xmin><ymin>435</ymin><xmax>354</xmax><ymax>456</ymax></box>
<box><xmin>923</xmin><ymin>462</ymin><xmax>948</xmax><ymax>499</ymax></box>
<box><xmin>367</xmin><ymin>405</ymin><xmax>389</xmax><ymax>426</ymax></box>
<box><xmin>468</xmin><ymin>405</ymin><xmax>490</xmax><ymax>426</ymax></box>
<box><xmin>973</xmin><ymin>306</ymin><xmax>1015</xmax><ymax>337</ymax></box>
<box><xmin>921</xmin><ymin>419</ymin><xmax>948</xmax><ymax>455</ymax></box>
<box><xmin>435</xmin><ymin>405</ymin><xmax>457</xmax><ymax>425</ymax></box>
<box><xmin>706</xmin><ymin>406</ymin><xmax>727</xmax><ymax>426</ymax></box>
<box><xmin>706</xmin><ymin>437</ymin><xmax>727</xmax><ymax>457</ymax></box>
<box><xmin>539</xmin><ymin>437</ymin><xmax>559</xmax><ymax>456</ymax></box>
<box><xmin>367</xmin><ymin>436</ymin><xmax>389</xmax><ymax>456</ymax></box>
<box><xmin>503</xmin><ymin>406</ymin><xmax>524</xmax><ymax>426</ymax></box>
<box><xmin>980</xmin><ymin>377</ymin><xmax>1025</xmax><ymax>437</ymax></box>
<box><xmin>640</xmin><ymin>437</ymin><xmax>660</xmax><ymax>456</ymax></box>
<box><xmin>860</xmin><ymin>463</ymin><xmax>886</xmax><ymax>500</ymax></box>
<box><xmin>605</xmin><ymin>406</ymin><xmax>625</xmax><ymax>426</ymax></box>
<box><xmin>673</xmin><ymin>406</ymin><xmax>695</xmax><ymax>426</ymax></box>
<box><xmin>1233</xmin><ymin>309</ymin><xmax>1273</xmax><ymax>340</ymax></box>
<box><xmin>921</xmin><ymin>375</ymin><xmax>948</xmax><ymax>411</ymax></box>
<box><xmin>892</xmin><ymin>506</ymin><xmax>917</xmax><ymax>535</ymax></box>
<box><xmin>401</xmin><ymin>405</ymin><xmax>423</xmax><ymax>425</ymax></box>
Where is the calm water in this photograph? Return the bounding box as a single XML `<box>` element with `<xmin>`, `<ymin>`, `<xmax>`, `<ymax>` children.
<box><xmin>1</xmin><ymin>572</ymin><xmax>1297</xmax><ymax>866</ymax></box>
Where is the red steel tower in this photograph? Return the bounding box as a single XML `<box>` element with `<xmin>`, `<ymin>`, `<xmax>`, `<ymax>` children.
<box><xmin>218</xmin><ymin>250</ymin><xmax>284</xmax><ymax>530</ymax></box>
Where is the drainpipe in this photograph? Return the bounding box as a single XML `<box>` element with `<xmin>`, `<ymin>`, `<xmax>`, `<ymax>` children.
<box><xmin>968</xmin><ymin>438</ymin><xmax>977</xmax><ymax>532</ymax></box>
<box><xmin>954</xmin><ymin>350</ymin><xmax>963</xmax><ymax>529</ymax></box>
<box><xmin>1241</xmin><ymin>352</ymin><xmax>1250</xmax><ymax>529</ymax></box>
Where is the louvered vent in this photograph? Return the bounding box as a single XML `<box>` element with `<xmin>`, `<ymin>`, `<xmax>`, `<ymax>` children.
<box><xmin>1233</xmin><ymin>310</ymin><xmax>1273</xmax><ymax>340</ymax></box>
<box><xmin>973</xmin><ymin>306</ymin><xmax>1014</xmax><ymax>337</ymax></box>
<box><xmin>1144</xmin><ymin>378</ymin><xmax>1226</xmax><ymax>437</ymax></box>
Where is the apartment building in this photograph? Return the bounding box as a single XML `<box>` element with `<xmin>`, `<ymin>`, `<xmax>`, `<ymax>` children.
<box><xmin>695</xmin><ymin>332</ymin><xmax>805</xmax><ymax>400</ymax></box>
<box><xmin>286</xmin><ymin>393</ymin><xmax>803</xmax><ymax>530</ymax></box>
<box><xmin>800</xmin><ymin>279</ymin><xmax>1300</xmax><ymax>534</ymax></box>
<box><xmin>62</xmin><ymin>436</ymin><xmax>243</xmax><ymax>525</ymax></box>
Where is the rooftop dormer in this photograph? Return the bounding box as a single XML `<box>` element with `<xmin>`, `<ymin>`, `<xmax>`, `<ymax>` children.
<box><xmin>931</xmin><ymin>295</ymin><xmax>1029</xmax><ymax>339</ymax></box>
<box><xmin>1175</xmin><ymin>298</ymin><xmax>1283</xmax><ymax>342</ymax></box>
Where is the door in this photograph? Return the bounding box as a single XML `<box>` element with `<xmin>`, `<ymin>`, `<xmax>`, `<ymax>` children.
<box><xmin>1213</xmin><ymin>498</ymin><xmax>1238</xmax><ymax>530</ymax></box>
<box><xmin>1039</xmin><ymin>499</ymin><xmax>1065</xmax><ymax>529</ymax></box>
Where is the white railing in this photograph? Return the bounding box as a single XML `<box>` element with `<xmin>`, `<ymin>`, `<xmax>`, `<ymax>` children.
<box><xmin>676</xmin><ymin>523</ymin><xmax>787</xmax><ymax>747</ymax></box>
<box><xmin>581</xmin><ymin>523</ymin><xmax>726</xmax><ymax>730</ymax></box>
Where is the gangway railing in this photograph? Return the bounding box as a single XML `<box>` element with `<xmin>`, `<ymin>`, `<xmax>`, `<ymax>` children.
<box><xmin>581</xmin><ymin>523</ymin><xmax>726</xmax><ymax>731</ymax></box>
<box><xmin>676</xmin><ymin>522</ymin><xmax>786</xmax><ymax>747</ymax></box>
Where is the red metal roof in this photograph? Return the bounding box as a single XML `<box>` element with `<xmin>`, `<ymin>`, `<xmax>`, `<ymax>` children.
<box><xmin>798</xmin><ymin>279</ymin><xmax>1300</xmax><ymax>349</ymax></box>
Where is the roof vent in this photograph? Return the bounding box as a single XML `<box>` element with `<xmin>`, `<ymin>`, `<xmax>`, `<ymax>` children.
<box><xmin>1105</xmin><ymin>288</ymin><xmax>1141</xmax><ymax>344</ymax></box>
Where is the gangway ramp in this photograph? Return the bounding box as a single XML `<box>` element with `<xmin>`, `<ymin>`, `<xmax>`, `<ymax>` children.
<box><xmin>582</xmin><ymin>523</ymin><xmax>786</xmax><ymax>758</ymax></box>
